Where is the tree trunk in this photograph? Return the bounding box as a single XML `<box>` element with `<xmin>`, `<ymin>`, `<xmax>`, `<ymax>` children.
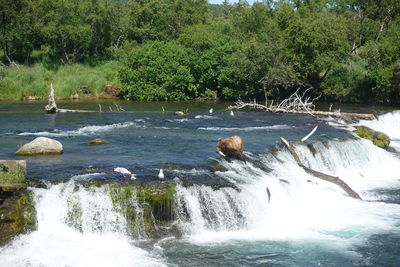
<box><xmin>44</xmin><ymin>83</ymin><xmax>57</xmax><ymax>113</ymax></box>
<box><xmin>280</xmin><ymin>137</ymin><xmax>362</xmax><ymax>200</ymax></box>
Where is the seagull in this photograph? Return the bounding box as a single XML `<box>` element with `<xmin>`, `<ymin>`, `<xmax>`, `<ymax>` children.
<box><xmin>230</xmin><ymin>110</ymin><xmax>234</xmax><ymax>116</ymax></box>
<box><xmin>209</xmin><ymin>108</ymin><xmax>213</xmax><ymax>114</ymax></box>
<box><xmin>114</xmin><ymin>167</ymin><xmax>136</xmax><ymax>179</ymax></box>
<box><xmin>158</xmin><ymin>169</ymin><xmax>165</xmax><ymax>180</ymax></box>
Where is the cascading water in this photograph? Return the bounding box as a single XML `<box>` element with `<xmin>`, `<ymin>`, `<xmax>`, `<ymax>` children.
<box><xmin>175</xmin><ymin>135</ymin><xmax>400</xmax><ymax>244</ymax></box>
<box><xmin>1</xmin><ymin>101</ymin><xmax>400</xmax><ymax>266</ymax></box>
<box><xmin>0</xmin><ymin>181</ymin><xmax>165</xmax><ymax>267</ymax></box>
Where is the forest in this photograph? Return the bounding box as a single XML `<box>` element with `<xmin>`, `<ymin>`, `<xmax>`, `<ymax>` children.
<box><xmin>0</xmin><ymin>0</ymin><xmax>399</xmax><ymax>103</ymax></box>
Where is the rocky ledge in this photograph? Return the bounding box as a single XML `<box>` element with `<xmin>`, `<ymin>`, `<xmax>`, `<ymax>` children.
<box><xmin>0</xmin><ymin>160</ymin><xmax>37</xmax><ymax>246</ymax></box>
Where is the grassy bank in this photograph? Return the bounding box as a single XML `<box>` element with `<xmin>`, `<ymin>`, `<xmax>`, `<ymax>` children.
<box><xmin>0</xmin><ymin>61</ymin><xmax>121</xmax><ymax>100</ymax></box>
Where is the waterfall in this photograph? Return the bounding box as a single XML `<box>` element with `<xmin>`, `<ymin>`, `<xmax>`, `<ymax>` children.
<box><xmin>175</xmin><ymin>136</ymin><xmax>400</xmax><ymax>243</ymax></box>
<box><xmin>0</xmin><ymin>180</ymin><xmax>165</xmax><ymax>267</ymax></box>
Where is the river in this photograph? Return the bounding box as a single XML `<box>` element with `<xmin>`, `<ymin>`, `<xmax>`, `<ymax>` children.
<box><xmin>0</xmin><ymin>100</ymin><xmax>399</xmax><ymax>266</ymax></box>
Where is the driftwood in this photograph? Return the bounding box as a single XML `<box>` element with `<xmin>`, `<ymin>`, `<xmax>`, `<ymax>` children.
<box><xmin>45</xmin><ymin>83</ymin><xmax>58</xmax><ymax>113</ymax></box>
<box><xmin>280</xmin><ymin>127</ymin><xmax>362</xmax><ymax>200</ymax></box>
<box><xmin>44</xmin><ymin>84</ymin><xmax>124</xmax><ymax>113</ymax></box>
<box><xmin>228</xmin><ymin>88</ymin><xmax>375</xmax><ymax>120</ymax></box>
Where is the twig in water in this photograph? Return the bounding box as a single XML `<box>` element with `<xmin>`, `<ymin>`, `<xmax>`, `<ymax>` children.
<box><xmin>109</xmin><ymin>106</ymin><xmax>113</xmax><ymax>112</ymax></box>
<box><xmin>98</xmin><ymin>104</ymin><xmax>102</xmax><ymax>112</ymax></box>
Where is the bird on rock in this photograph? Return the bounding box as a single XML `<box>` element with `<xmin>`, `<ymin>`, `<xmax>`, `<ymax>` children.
<box><xmin>209</xmin><ymin>108</ymin><xmax>213</xmax><ymax>114</ymax></box>
<box><xmin>114</xmin><ymin>167</ymin><xmax>136</xmax><ymax>179</ymax></box>
<box><xmin>158</xmin><ymin>169</ymin><xmax>165</xmax><ymax>180</ymax></box>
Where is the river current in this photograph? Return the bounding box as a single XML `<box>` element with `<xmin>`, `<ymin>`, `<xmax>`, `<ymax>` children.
<box><xmin>0</xmin><ymin>101</ymin><xmax>399</xmax><ymax>266</ymax></box>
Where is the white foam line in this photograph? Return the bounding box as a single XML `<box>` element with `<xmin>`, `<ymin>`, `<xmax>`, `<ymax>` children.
<box><xmin>19</xmin><ymin>122</ymin><xmax>139</xmax><ymax>137</ymax></box>
<box><xmin>198</xmin><ymin>125</ymin><xmax>293</xmax><ymax>131</ymax></box>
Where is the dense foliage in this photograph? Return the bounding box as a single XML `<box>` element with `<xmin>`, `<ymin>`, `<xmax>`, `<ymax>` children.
<box><xmin>1</xmin><ymin>0</ymin><xmax>399</xmax><ymax>103</ymax></box>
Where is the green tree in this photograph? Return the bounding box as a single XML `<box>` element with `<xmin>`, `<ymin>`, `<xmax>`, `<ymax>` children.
<box><xmin>119</xmin><ymin>41</ymin><xmax>197</xmax><ymax>101</ymax></box>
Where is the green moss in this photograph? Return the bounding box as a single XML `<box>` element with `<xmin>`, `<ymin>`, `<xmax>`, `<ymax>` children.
<box><xmin>87</xmin><ymin>139</ymin><xmax>106</xmax><ymax>145</ymax></box>
<box><xmin>353</xmin><ymin>126</ymin><xmax>390</xmax><ymax>148</ymax></box>
<box><xmin>373</xmin><ymin>132</ymin><xmax>390</xmax><ymax>148</ymax></box>
<box><xmin>354</xmin><ymin>129</ymin><xmax>373</xmax><ymax>141</ymax></box>
<box><xmin>0</xmin><ymin>191</ymin><xmax>37</xmax><ymax>245</ymax></box>
<box><xmin>0</xmin><ymin>161</ymin><xmax>26</xmax><ymax>184</ymax></box>
<box><xmin>10</xmin><ymin>192</ymin><xmax>37</xmax><ymax>233</ymax></box>
<box><xmin>0</xmin><ymin>172</ymin><xmax>26</xmax><ymax>184</ymax></box>
<box><xmin>108</xmin><ymin>182</ymin><xmax>176</xmax><ymax>238</ymax></box>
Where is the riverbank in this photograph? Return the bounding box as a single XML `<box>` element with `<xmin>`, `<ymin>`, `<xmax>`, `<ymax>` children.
<box><xmin>0</xmin><ymin>62</ymin><xmax>121</xmax><ymax>100</ymax></box>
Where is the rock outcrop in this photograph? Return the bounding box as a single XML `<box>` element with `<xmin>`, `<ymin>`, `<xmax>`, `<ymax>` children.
<box><xmin>65</xmin><ymin>181</ymin><xmax>177</xmax><ymax>239</ymax></box>
<box><xmin>216</xmin><ymin>136</ymin><xmax>245</xmax><ymax>161</ymax></box>
<box><xmin>353</xmin><ymin>126</ymin><xmax>390</xmax><ymax>148</ymax></box>
<box><xmin>0</xmin><ymin>160</ymin><xmax>37</xmax><ymax>245</ymax></box>
<box><xmin>15</xmin><ymin>137</ymin><xmax>63</xmax><ymax>156</ymax></box>
<box><xmin>87</xmin><ymin>139</ymin><xmax>106</xmax><ymax>145</ymax></box>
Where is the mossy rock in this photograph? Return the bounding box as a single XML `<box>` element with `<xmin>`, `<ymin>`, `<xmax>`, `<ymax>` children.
<box><xmin>107</xmin><ymin>182</ymin><xmax>176</xmax><ymax>238</ymax></box>
<box><xmin>0</xmin><ymin>190</ymin><xmax>37</xmax><ymax>245</ymax></box>
<box><xmin>87</xmin><ymin>139</ymin><xmax>106</xmax><ymax>145</ymax></box>
<box><xmin>353</xmin><ymin>126</ymin><xmax>390</xmax><ymax>148</ymax></box>
<box><xmin>0</xmin><ymin>160</ymin><xmax>26</xmax><ymax>185</ymax></box>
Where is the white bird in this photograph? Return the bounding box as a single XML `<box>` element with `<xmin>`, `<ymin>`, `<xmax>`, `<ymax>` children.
<box><xmin>230</xmin><ymin>110</ymin><xmax>234</xmax><ymax>116</ymax></box>
<box><xmin>209</xmin><ymin>108</ymin><xmax>213</xmax><ymax>114</ymax></box>
<box><xmin>114</xmin><ymin>167</ymin><xmax>136</xmax><ymax>179</ymax></box>
<box><xmin>158</xmin><ymin>169</ymin><xmax>165</xmax><ymax>180</ymax></box>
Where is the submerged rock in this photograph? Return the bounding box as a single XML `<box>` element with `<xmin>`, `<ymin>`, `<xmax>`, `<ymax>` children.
<box><xmin>0</xmin><ymin>160</ymin><xmax>37</xmax><ymax>245</ymax></box>
<box><xmin>15</xmin><ymin>137</ymin><xmax>63</xmax><ymax>155</ymax></box>
<box><xmin>353</xmin><ymin>126</ymin><xmax>390</xmax><ymax>148</ymax></box>
<box><xmin>216</xmin><ymin>136</ymin><xmax>245</xmax><ymax>161</ymax></box>
<box><xmin>87</xmin><ymin>139</ymin><xmax>106</xmax><ymax>145</ymax></box>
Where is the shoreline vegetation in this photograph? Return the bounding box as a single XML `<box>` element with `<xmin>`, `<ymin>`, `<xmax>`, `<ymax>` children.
<box><xmin>1</xmin><ymin>1</ymin><xmax>399</xmax><ymax>104</ymax></box>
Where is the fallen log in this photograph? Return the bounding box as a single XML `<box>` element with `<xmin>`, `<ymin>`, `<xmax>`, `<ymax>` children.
<box><xmin>228</xmin><ymin>88</ymin><xmax>375</xmax><ymax>120</ymax></box>
<box><xmin>280</xmin><ymin>128</ymin><xmax>362</xmax><ymax>200</ymax></box>
<box><xmin>44</xmin><ymin>84</ymin><xmax>125</xmax><ymax>113</ymax></box>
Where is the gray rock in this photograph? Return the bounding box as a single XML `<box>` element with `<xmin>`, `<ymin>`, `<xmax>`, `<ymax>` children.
<box><xmin>15</xmin><ymin>137</ymin><xmax>63</xmax><ymax>156</ymax></box>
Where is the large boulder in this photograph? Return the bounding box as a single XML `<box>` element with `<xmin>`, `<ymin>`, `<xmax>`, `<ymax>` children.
<box><xmin>15</xmin><ymin>137</ymin><xmax>63</xmax><ymax>156</ymax></box>
<box><xmin>216</xmin><ymin>136</ymin><xmax>245</xmax><ymax>161</ymax></box>
<box><xmin>353</xmin><ymin>126</ymin><xmax>390</xmax><ymax>148</ymax></box>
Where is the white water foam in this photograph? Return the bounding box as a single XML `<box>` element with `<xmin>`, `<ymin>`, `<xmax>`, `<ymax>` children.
<box><xmin>175</xmin><ymin>138</ymin><xmax>400</xmax><ymax>248</ymax></box>
<box><xmin>198</xmin><ymin>125</ymin><xmax>293</xmax><ymax>131</ymax></box>
<box><xmin>194</xmin><ymin>115</ymin><xmax>218</xmax><ymax>119</ymax></box>
<box><xmin>18</xmin><ymin>122</ymin><xmax>140</xmax><ymax>137</ymax></box>
<box><xmin>70</xmin><ymin>172</ymin><xmax>106</xmax><ymax>180</ymax></box>
<box><xmin>0</xmin><ymin>181</ymin><xmax>165</xmax><ymax>267</ymax></box>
